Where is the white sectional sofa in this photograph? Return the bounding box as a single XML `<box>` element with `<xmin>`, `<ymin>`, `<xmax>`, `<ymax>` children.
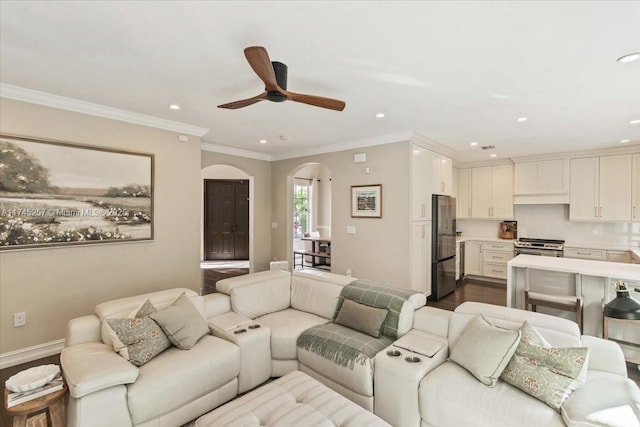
<box><xmin>61</xmin><ymin>288</ymin><xmax>236</xmax><ymax>427</ymax></box>
<box><xmin>61</xmin><ymin>270</ymin><xmax>639</xmax><ymax>427</ymax></box>
<box><xmin>377</xmin><ymin>302</ymin><xmax>640</xmax><ymax>427</ymax></box>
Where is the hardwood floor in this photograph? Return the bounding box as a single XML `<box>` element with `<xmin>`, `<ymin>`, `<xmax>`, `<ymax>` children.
<box><xmin>201</xmin><ymin>267</ymin><xmax>249</xmax><ymax>295</ymax></box>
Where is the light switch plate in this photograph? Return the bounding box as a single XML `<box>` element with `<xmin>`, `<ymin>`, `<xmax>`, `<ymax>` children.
<box><xmin>346</xmin><ymin>226</ymin><xmax>356</xmax><ymax>234</ymax></box>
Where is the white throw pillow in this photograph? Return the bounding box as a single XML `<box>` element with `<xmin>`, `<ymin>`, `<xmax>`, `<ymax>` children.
<box><xmin>449</xmin><ymin>315</ymin><xmax>521</xmax><ymax>387</ymax></box>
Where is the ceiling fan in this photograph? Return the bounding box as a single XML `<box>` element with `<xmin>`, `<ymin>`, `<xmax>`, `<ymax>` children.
<box><xmin>218</xmin><ymin>46</ymin><xmax>346</xmax><ymax>112</ymax></box>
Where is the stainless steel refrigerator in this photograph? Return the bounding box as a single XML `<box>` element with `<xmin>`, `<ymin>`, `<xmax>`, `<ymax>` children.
<box><xmin>431</xmin><ymin>195</ymin><xmax>456</xmax><ymax>300</ymax></box>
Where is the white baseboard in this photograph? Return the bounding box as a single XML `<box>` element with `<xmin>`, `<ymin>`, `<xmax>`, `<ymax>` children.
<box><xmin>0</xmin><ymin>339</ymin><xmax>65</xmax><ymax>370</ymax></box>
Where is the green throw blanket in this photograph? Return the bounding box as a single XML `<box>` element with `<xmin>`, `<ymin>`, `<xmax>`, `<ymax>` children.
<box><xmin>334</xmin><ymin>279</ymin><xmax>418</xmax><ymax>339</ymax></box>
<box><xmin>297</xmin><ymin>280</ymin><xmax>417</xmax><ymax>370</ymax></box>
<box><xmin>298</xmin><ymin>323</ymin><xmax>394</xmax><ymax>369</ymax></box>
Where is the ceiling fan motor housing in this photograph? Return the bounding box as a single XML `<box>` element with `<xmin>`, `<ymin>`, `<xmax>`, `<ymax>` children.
<box><xmin>266</xmin><ymin>61</ymin><xmax>288</xmax><ymax>102</ymax></box>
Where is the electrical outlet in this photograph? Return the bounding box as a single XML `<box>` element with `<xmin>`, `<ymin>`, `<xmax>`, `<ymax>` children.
<box><xmin>13</xmin><ymin>312</ymin><xmax>26</xmax><ymax>327</ymax></box>
<box><xmin>346</xmin><ymin>269</ymin><xmax>352</xmax><ymax>277</ymax></box>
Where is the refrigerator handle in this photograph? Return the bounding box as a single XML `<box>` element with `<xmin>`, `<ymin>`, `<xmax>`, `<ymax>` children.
<box><xmin>421</xmin><ymin>224</ymin><xmax>425</xmax><ymax>239</ymax></box>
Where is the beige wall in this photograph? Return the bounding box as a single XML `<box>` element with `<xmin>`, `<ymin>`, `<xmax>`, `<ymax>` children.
<box><xmin>201</xmin><ymin>150</ymin><xmax>272</xmax><ymax>271</ymax></box>
<box><xmin>0</xmin><ymin>99</ymin><xmax>202</xmax><ymax>354</ymax></box>
<box><xmin>271</xmin><ymin>141</ymin><xmax>412</xmax><ymax>288</ymax></box>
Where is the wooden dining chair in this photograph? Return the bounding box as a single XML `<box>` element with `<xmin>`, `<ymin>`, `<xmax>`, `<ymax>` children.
<box><xmin>524</xmin><ymin>267</ymin><xmax>583</xmax><ymax>332</ymax></box>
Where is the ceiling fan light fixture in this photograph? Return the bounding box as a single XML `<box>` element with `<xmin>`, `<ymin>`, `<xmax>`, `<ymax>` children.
<box><xmin>617</xmin><ymin>53</ymin><xmax>640</xmax><ymax>63</ymax></box>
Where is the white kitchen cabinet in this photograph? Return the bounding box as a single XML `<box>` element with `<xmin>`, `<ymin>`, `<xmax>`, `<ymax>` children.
<box><xmin>464</xmin><ymin>241</ymin><xmax>482</xmax><ymax>276</ymax></box>
<box><xmin>411</xmin><ymin>144</ymin><xmax>431</xmax><ymax>221</ymax></box>
<box><xmin>570</xmin><ymin>155</ymin><xmax>632</xmax><ymax>222</ymax></box>
<box><xmin>411</xmin><ymin>221</ymin><xmax>432</xmax><ymax>295</ymax></box>
<box><xmin>457</xmin><ymin>168</ymin><xmax>472</xmax><ymax>219</ymax></box>
<box><xmin>633</xmin><ymin>154</ymin><xmax>640</xmax><ymax>222</ymax></box>
<box><xmin>481</xmin><ymin>242</ymin><xmax>514</xmax><ymax>280</ymax></box>
<box><xmin>514</xmin><ymin>159</ymin><xmax>570</xmax><ymax>204</ymax></box>
<box><xmin>427</xmin><ymin>150</ymin><xmax>452</xmax><ymax>196</ymax></box>
<box><xmin>471</xmin><ymin>165</ymin><xmax>514</xmax><ymax>219</ymax></box>
<box><xmin>607</xmin><ymin>250</ymin><xmax>631</xmax><ymax>263</ymax></box>
<box><xmin>564</xmin><ymin>247</ymin><xmax>606</xmax><ymax>261</ymax></box>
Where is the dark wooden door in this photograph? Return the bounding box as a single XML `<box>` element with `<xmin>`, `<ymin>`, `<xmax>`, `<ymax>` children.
<box><xmin>204</xmin><ymin>180</ymin><xmax>249</xmax><ymax>260</ymax></box>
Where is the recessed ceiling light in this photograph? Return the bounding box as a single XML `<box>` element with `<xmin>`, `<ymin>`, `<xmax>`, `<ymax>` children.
<box><xmin>375</xmin><ymin>113</ymin><xmax>385</xmax><ymax>118</ymax></box>
<box><xmin>620</xmin><ymin>139</ymin><xmax>630</xmax><ymax>143</ymax></box>
<box><xmin>617</xmin><ymin>53</ymin><xmax>640</xmax><ymax>63</ymax></box>
<box><xmin>470</xmin><ymin>141</ymin><xmax>479</xmax><ymax>146</ymax></box>
<box><xmin>490</xmin><ymin>153</ymin><xmax>497</xmax><ymax>158</ymax></box>
<box><xmin>169</xmin><ymin>104</ymin><xmax>181</xmax><ymax>110</ymax></box>
<box><xmin>259</xmin><ymin>139</ymin><xmax>267</xmax><ymax>144</ymax></box>
<box><xmin>516</xmin><ymin>117</ymin><xmax>528</xmax><ymax>122</ymax></box>
<box><xmin>630</xmin><ymin>119</ymin><xmax>640</xmax><ymax>125</ymax></box>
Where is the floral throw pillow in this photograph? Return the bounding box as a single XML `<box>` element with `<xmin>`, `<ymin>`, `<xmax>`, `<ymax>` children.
<box><xmin>105</xmin><ymin>299</ymin><xmax>171</xmax><ymax>366</ymax></box>
<box><xmin>500</xmin><ymin>321</ymin><xmax>588</xmax><ymax>410</ymax></box>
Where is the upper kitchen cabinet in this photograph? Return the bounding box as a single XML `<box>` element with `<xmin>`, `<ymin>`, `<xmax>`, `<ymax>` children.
<box><xmin>457</xmin><ymin>168</ymin><xmax>472</xmax><ymax>219</ymax></box>
<box><xmin>426</xmin><ymin>150</ymin><xmax>453</xmax><ymax>196</ymax></box>
<box><xmin>411</xmin><ymin>144</ymin><xmax>453</xmax><ymax>220</ymax></box>
<box><xmin>411</xmin><ymin>144</ymin><xmax>431</xmax><ymax>220</ymax></box>
<box><xmin>570</xmin><ymin>155</ymin><xmax>632</xmax><ymax>222</ymax></box>
<box><xmin>633</xmin><ymin>154</ymin><xmax>640</xmax><ymax>222</ymax></box>
<box><xmin>471</xmin><ymin>165</ymin><xmax>514</xmax><ymax>219</ymax></box>
<box><xmin>514</xmin><ymin>159</ymin><xmax>570</xmax><ymax>204</ymax></box>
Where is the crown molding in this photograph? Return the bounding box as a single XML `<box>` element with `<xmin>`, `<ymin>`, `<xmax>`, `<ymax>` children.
<box><xmin>0</xmin><ymin>83</ymin><xmax>209</xmax><ymax>137</ymax></box>
<box><xmin>509</xmin><ymin>143</ymin><xmax>640</xmax><ymax>163</ymax></box>
<box><xmin>201</xmin><ymin>142</ymin><xmax>272</xmax><ymax>161</ymax></box>
<box><xmin>410</xmin><ymin>132</ymin><xmax>458</xmax><ymax>158</ymax></box>
<box><xmin>270</xmin><ymin>131</ymin><xmax>414</xmax><ymax>161</ymax></box>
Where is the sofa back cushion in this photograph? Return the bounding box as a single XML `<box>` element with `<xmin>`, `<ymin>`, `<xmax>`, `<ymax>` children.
<box><xmin>225</xmin><ymin>270</ymin><xmax>292</xmax><ymax>319</ymax></box>
<box><xmin>291</xmin><ymin>270</ymin><xmax>353</xmax><ymax>319</ymax></box>
<box><xmin>450</xmin><ymin>302</ymin><xmax>581</xmax><ymax>348</ymax></box>
<box><xmin>96</xmin><ymin>288</ymin><xmax>201</xmax><ymax>347</ymax></box>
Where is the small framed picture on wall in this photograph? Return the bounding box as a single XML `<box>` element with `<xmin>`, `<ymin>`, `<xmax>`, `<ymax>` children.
<box><xmin>351</xmin><ymin>184</ymin><xmax>382</xmax><ymax>218</ymax></box>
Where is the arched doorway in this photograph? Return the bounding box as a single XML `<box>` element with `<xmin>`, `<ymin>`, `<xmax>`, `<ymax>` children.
<box><xmin>288</xmin><ymin>163</ymin><xmax>332</xmax><ymax>271</ymax></box>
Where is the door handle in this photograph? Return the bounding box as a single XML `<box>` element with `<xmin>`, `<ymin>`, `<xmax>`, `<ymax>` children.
<box><xmin>594</xmin><ymin>206</ymin><xmax>598</xmax><ymax>218</ymax></box>
<box><xmin>441</xmin><ymin>182</ymin><xmax>445</xmax><ymax>193</ymax></box>
<box><xmin>421</xmin><ymin>224</ymin><xmax>425</xmax><ymax>239</ymax></box>
<box><xmin>599</xmin><ymin>206</ymin><xmax>602</xmax><ymax>218</ymax></box>
<box><xmin>421</xmin><ymin>203</ymin><xmax>426</xmax><ymax>218</ymax></box>
<box><xmin>468</xmin><ymin>207</ymin><xmax>471</xmax><ymax>216</ymax></box>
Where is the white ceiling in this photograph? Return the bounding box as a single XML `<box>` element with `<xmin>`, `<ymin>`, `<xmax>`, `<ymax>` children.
<box><xmin>1</xmin><ymin>1</ymin><xmax>639</xmax><ymax>162</ymax></box>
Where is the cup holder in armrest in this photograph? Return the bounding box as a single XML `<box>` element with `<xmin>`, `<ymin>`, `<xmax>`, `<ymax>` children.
<box><xmin>248</xmin><ymin>324</ymin><xmax>261</xmax><ymax>330</ymax></box>
<box><xmin>386</xmin><ymin>349</ymin><xmax>402</xmax><ymax>357</ymax></box>
<box><xmin>405</xmin><ymin>356</ymin><xmax>421</xmax><ymax>364</ymax></box>
<box><xmin>233</xmin><ymin>328</ymin><xmax>247</xmax><ymax>334</ymax></box>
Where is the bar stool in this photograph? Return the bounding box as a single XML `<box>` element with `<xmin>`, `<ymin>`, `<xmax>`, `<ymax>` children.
<box><xmin>524</xmin><ymin>268</ymin><xmax>583</xmax><ymax>332</ymax></box>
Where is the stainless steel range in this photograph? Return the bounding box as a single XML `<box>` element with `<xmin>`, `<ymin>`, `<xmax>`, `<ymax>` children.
<box><xmin>514</xmin><ymin>238</ymin><xmax>564</xmax><ymax>257</ymax></box>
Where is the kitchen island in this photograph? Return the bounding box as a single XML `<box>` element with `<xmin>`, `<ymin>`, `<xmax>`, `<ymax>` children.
<box><xmin>507</xmin><ymin>254</ymin><xmax>640</xmax><ymax>361</ymax></box>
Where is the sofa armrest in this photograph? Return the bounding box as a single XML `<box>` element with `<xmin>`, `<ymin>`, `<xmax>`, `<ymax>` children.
<box><xmin>65</xmin><ymin>315</ymin><xmax>102</xmax><ymax>347</ymax></box>
<box><xmin>411</xmin><ymin>307</ymin><xmax>451</xmax><ymax>338</ymax></box>
<box><xmin>581</xmin><ymin>335</ymin><xmax>628</xmax><ymax>377</ymax></box>
<box><xmin>61</xmin><ymin>343</ymin><xmax>139</xmax><ymax>398</ymax></box>
<box><xmin>203</xmin><ymin>293</ymin><xmax>231</xmax><ymax>318</ymax></box>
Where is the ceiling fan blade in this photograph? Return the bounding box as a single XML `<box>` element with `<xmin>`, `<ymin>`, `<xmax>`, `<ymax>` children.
<box><xmin>244</xmin><ymin>46</ymin><xmax>279</xmax><ymax>92</ymax></box>
<box><xmin>217</xmin><ymin>92</ymin><xmax>267</xmax><ymax>109</ymax></box>
<box><xmin>283</xmin><ymin>90</ymin><xmax>346</xmax><ymax>111</ymax></box>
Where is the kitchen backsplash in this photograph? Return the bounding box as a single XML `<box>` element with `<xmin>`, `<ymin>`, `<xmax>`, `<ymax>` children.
<box><xmin>457</xmin><ymin>204</ymin><xmax>640</xmax><ymax>247</ymax></box>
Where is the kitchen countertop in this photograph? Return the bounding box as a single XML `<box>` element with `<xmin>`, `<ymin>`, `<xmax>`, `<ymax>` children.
<box><xmin>457</xmin><ymin>237</ymin><xmax>640</xmax><ymax>256</ymax></box>
<box><xmin>508</xmin><ymin>254</ymin><xmax>640</xmax><ymax>282</ymax></box>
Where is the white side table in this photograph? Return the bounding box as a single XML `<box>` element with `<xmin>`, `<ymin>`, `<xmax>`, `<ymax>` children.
<box><xmin>374</xmin><ymin>330</ymin><xmax>448</xmax><ymax>427</ymax></box>
<box><xmin>209</xmin><ymin>312</ymin><xmax>272</xmax><ymax>393</ymax></box>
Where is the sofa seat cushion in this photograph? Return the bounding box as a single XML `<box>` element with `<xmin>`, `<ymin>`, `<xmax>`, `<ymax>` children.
<box><xmin>126</xmin><ymin>335</ymin><xmax>240</xmax><ymax>425</ymax></box>
<box><xmin>195</xmin><ymin>370</ymin><xmax>390</xmax><ymax>427</ymax></box>
<box><xmin>561</xmin><ymin>370</ymin><xmax>640</xmax><ymax>427</ymax></box>
<box><xmin>419</xmin><ymin>362</ymin><xmax>565</xmax><ymax>427</ymax></box>
<box><xmin>258</xmin><ymin>309</ymin><xmax>329</xmax><ymax>360</ymax></box>
<box><xmin>297</xmin><ymin>324</ymin><xmax>393</xmax><ymax>396</ymax></box>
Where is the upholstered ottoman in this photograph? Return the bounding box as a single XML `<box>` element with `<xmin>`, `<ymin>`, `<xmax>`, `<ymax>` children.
<box><xmin>194</xmin><ymin>371</ymin><xmax>390</xmax><ymax>427</ymax></box>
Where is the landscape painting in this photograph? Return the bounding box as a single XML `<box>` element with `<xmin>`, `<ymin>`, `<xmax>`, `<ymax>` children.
<box><xmin>0</xmin><ymin>134</ymin><xmax>153</xmax><ymax>250</ymax></box>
